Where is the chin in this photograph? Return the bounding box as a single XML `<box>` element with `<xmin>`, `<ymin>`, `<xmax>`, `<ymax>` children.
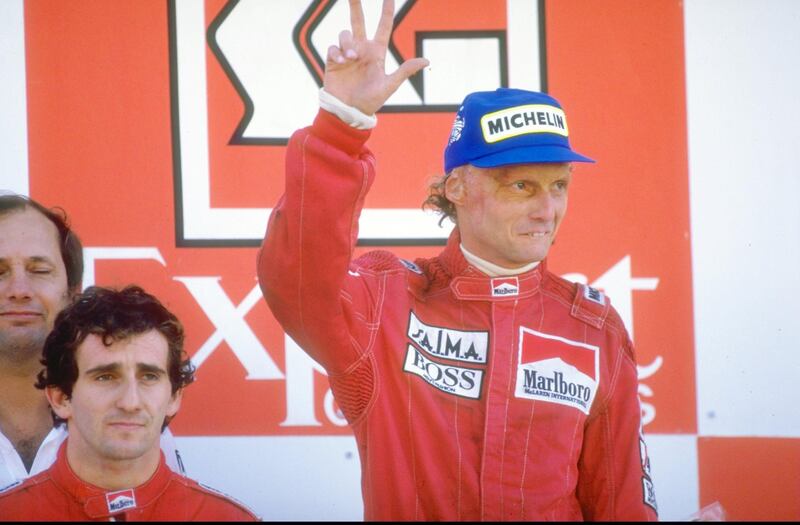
<box><xmin>102</xmin><ymin>443</ymin><xmax>151</xmax><ymax>461</ymax></box>
<box><xmin>517</xmin><ymin>245</ymin><xmax>548</xmax><ymax>261</ymax></box>
<box><xmin>529</xmin><ymin>244</ymin><xmax>553</xmax><ymax>262</ymax></box>
<box><xmin>1</xmin><ymin>330</ymin><xmax>48</xmax><ymax>356</ymax></box>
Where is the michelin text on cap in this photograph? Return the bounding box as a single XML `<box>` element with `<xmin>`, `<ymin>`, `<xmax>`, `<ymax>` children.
<box><xmin>480</xmin><ymin>104</ymin><xmax>569</xmax><ymax>143</ymax></box>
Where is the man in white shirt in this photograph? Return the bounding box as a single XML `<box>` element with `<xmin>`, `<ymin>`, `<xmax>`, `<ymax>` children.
<box><xmin>0</xmin><ymin>194</ymin><xmax>182</xmax><ymax>491</ymax></box>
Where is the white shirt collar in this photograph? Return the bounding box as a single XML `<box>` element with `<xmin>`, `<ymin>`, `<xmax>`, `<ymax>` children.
<box><xmin>0</xmin><ymin>425</ymin><xmax>66</xmax><ymax>488</ymax></box>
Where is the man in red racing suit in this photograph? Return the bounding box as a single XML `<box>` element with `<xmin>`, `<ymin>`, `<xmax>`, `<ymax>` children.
<box><xmin>259</xmin><ymin>0</ymin><xmax>657</xmax><ymax>520</ymax></box>
<box><xmin>0</xmin><ymin>441</ymin><xmax>258</xmax><ymax>521</ymax></box>
<box><xmin>0</xmin><ymin>286</ymin><xmax>260</xmax><ymax>521</ymax></box>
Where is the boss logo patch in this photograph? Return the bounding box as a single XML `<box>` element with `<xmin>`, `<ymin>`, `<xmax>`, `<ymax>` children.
<box><xmin>403</xmin><ymin>345</ymin><xmax>483</xmax><ymax>399</ymax></box>
<box><xmin>514</xmin><ymin>327</ymin><xmax>599</xmax><ymax>414</ymax></box>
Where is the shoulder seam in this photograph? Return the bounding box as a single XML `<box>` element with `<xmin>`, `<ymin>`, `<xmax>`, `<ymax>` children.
<box><xmin>195</xmin><ymin>481</ymin><xmax>261</xmax><ymax>519</ymax></box>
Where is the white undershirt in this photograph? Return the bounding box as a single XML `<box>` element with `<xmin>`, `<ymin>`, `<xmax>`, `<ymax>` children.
<box><xmin>0</xmin><ymin>425</ymin><xmax>66</xmax><ymax>489</ymax></box>
<box><xmin>318</xmin><ymin>88</ymin><xmax>377</xmax><ymax>130</ymax></box>
<box><xmin>460</xmin><ymin>244</ymin><xmax>540</xmax><ymax>277</ymax></box>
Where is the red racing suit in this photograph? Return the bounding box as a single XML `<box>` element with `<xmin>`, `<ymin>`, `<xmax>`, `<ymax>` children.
<box><xmin>258</xmin><ymin>109</ymin><xmax>658</xmax><ymax>521</ymax></box>
<box><xmin>0</xmin><ymin>441</ymin><xmax>259</xmax><ymax>521</ymax></box>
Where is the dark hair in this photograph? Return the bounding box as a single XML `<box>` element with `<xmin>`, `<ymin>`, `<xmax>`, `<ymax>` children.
<box><xmin>36</xmin><ymin>285</ymin><xmax>195</xmax><ymax>427</ymax></box>
<box><xmin>422</xmin><ymin>174</ymin><xmax>457</xmax><ymax>226</ymax></box>
<box><xmin>0</xmin><ymin>193</ymin><xmax>84</xmax><ymax>293</ymax></box>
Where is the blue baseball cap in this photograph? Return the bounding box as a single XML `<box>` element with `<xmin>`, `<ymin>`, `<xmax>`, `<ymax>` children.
<box><xmin>444</xmin><ymin>88</ymin><xmax>594</xmax><ymax>173</ymax></box>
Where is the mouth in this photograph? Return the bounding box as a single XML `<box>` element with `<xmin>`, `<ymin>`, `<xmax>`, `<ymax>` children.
<box><xmin>108</xmin><ymin>421</ymin><xmax>147</xmax><ymax>430</ymax></box>
<box><xmin>0</xmin><ymin>311</ymin><xmax>44</xmax><ymax>321</ymax></box>
<box><xmin>521</xmin><ymin>231</ymin><xmax>550</xmax><ymax>239</ymax></box>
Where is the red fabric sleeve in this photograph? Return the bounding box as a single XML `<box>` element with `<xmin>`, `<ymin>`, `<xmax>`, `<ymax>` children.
<box><xmin>257</xmin><ymin>110</ymin><xmax>377</xmax><ymax>374</ymax></box>
<box><xmin>577</xmin><ymin>333</ymin><xmax>659</xmax><ymax>521</ymax></box>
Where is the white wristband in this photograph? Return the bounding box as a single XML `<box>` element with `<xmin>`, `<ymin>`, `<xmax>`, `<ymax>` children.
<box><xmin>319</xmin><ymin>88</ymin><xmax>378</xmax><ymax>130</ymax></box>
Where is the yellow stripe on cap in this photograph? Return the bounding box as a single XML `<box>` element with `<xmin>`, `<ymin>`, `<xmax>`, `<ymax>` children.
<box><xmin>480</xmin><ymin>104</ymin><xmax>569</xmax><ymax>143</ymax></box>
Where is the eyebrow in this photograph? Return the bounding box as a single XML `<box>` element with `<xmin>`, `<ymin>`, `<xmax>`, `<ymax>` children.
<box><xmin>28</xmin><ymin>256</ymin><xmax>57</xmax><ymax>264</ymax></box>
<box><xmin>84</xmin><ymin>363</ymin><xmax>167</xmax><ymax>376</ymax></box>
<box><xmin>85</xmin><ymin>363</ymin><xmax>121</xmax><ymax>376</ymax></box>
<box><xmin>137</xmin><ymin>363</ymin><xmax>167</xmax><ymax>376</ymax></box>
<box><xmin>0</xmin><ymin>256</ymin><xmax>57</xmax><ymax>265</ymax></box>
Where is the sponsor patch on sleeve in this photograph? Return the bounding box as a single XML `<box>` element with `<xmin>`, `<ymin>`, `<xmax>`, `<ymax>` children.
<box><xmin>400</xmin><ymin>259</ymin><xmax>423</xmax><ymax>274</ymax></box>
<box><xmin>642</xmin><ymin>476</ymin><xmax>658</xmax><ymax>512</ymax></box>
<box><xmin>640</xmin><ymin>437</ymin><xmax>652</xmax><ymax>477</ymax></box>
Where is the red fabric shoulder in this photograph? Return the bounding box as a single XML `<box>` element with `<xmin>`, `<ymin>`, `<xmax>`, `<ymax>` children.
<box><xmin>173</xmin><ymin>476</ymin><xmax>261</xmax><ymax>521</ymax></box>
<box><xmin>353</xmin><ymin>249</ymin><xmax>402</xmax><ymax>272</ymax></box>
<box><xmin>543</xmin><ymin>271</ymin><xmax>630</xmax><ymax>344</ymax></box>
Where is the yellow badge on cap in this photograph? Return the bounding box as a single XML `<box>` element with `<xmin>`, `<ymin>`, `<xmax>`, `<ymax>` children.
<box><xmin>480</xmin><ymin>104</ymin><xmax>569</xmax><ymax>143</ymax></box>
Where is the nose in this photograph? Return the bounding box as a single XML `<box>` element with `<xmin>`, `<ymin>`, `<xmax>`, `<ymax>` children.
<box><xmin>527</xmin><ymin>191</ymin><xmax>557</xmax><ymax>222</ymax></box>
<box><xmin>116</xmin><ymin>378</ymin><xmax>143</xmax><ymax>412</ymax></box>
<box><xmin>3</xmin><ymin>268</ymin><xmax>33</xmax><ymax>301</ymax></box>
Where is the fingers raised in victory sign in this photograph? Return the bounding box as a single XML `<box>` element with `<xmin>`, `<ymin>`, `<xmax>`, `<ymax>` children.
<box><xmin>323</xmin><ymin>0</ymin><xmax>429</xmax><ymax>116</ymax></box>
<box><xmin>373</xmin><ymin>0</ymin><xmax>393</xmax><ymax>46</ymax></box>
<box><xmin>349</xmin><ymin>0</ymin><xmax>367</xmax><ymax>40</ymax></box>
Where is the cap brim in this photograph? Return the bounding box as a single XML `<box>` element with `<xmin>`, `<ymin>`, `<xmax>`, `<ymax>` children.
<box><xmin>470</xmin><ymin>145</ymin><xmax>595</xmax><ymax>167</ymax></box>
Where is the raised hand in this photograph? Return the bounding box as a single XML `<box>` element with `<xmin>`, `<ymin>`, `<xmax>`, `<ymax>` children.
<box><xmin>324</xmin><ymin>0</ymin><xmax>429</xmax><ymax>115</ymax></box>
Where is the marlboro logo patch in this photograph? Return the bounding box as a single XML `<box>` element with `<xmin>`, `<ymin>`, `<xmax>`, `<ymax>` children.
<box><xmin>514</xmin><ymin>326</ymin><xmax>599</xmax><ymax>414</ymax></box>
<box><xmin>106</xmin><ymin>489</ymin><xmax>137</xmax><ymax>513</ymax></box>
<box><xmin>491</xmin><ymin>277</ymin><xmax>519</xmax><ymax>297</ymax></box>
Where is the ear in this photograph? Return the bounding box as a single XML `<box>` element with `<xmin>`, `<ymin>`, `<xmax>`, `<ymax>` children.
<box><xmin>46</xmin><ymin>386</ymin><xmax>72</xmax><ymax>421</ymax></box>
<box><xmin>444</xmin><ymin>167</ymin><xmax>468</xmax><ymax>206</ymax></box>
<box><xmin>166</xmin><ymin>388</ymin><xmax>183</xmax><ymax>419</ymax></box>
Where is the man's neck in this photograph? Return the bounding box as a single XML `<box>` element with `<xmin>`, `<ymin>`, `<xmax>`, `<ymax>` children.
<box><xmin>460</xmin><ymin>244</ymin><xmax>540</xmax><ymax>277</ymax></box>
<box><xmin>0</xmin><ymin>359</ymin><xmax>54</xmax><ymax>471</ymax></box>
<box><xmin>66</xmin><ymin>438</ymin><xmax>162</xmax><ymax>491</ymax></box>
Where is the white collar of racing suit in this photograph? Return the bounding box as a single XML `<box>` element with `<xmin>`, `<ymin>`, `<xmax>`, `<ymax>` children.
<box><xmin>459</xmin><ymin>244</ymin><xmax>540</xmax><ymax>277</ymax></box>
